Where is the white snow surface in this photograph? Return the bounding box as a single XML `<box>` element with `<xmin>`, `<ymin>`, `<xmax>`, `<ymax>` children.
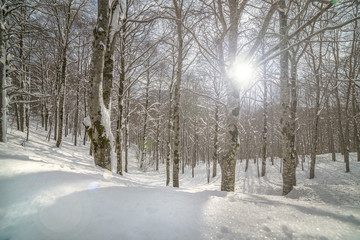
<box><xmin>1</xmin><ymin>125</ymin><xmax>360</xmax><ymax>240</ymax></box>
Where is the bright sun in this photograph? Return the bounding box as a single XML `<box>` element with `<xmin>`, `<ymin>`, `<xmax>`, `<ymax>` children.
<box><xmin>228</xmin><ymin>60</ymin><xmax>255</xmax><ymax>87</ymax></box>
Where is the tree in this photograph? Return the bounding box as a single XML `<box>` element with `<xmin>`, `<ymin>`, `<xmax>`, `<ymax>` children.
<box><xmin>55</xmin><ymin>0</ymin><xmax>87</xmax><ymax>148</ymax></box>
<box><xmin>87</xmin><ymin>0</ymin><xmax>119</xmax><ymax>171</ymax></box>
<box><xmin>0</xmin><ymin>0</ymin><xmax>7</xmax><ymax>142</ymax></box>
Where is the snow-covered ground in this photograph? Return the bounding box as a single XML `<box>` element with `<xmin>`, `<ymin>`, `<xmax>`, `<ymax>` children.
<box><xmin>1</xmin><ymin>125</ymin><xmax>360</xmax><ymax>240</ymax></box>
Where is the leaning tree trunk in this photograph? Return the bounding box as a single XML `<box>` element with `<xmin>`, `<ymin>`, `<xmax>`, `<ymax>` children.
<box><xmin>87</xmin><ymin>0</ymin><xmax>112</xmax><ymax>171</ymax></box>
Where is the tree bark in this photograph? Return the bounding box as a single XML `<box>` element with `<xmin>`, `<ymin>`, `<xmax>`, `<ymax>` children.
<box><xmin>0</xmin><ymin>3</ymin><xmax>6</xmax><ymax>142</ymax></box>
<box><xmin>116</xmin><ymin>19</ymin><xmax>126</xmax><ymax>175</ymax></box>
<box><xmin>124</xmin><ymin>87</ymin><xmax>130</xmax><ymax>173</ymax></box>
<box><xmin>87</xmin><ymin>0</ymin><xmax>112</xmax><ymax>171</ymax></box>
<box><xmin>219</xmin><ymin>0</ymin><xmax>242</xmax><ymax>192</ymax></box>
<box><xmin>261</xmin><ymin>62</ymin><xmax>268</xmax><ymax>177</ymax></box>
<box><xmin>309</xmin><ymin>74</ymin><xmax>320</xmax><ymax>179</ymax></box>
<box><xmin>352</xmin><ymin>84</ymin><xmax>360</xmax><ymax>162</ymax></box>
<box><xmin>172</xmin><ymin>0</ymin><xmax>184</xmax><ymax>188</ymax></box>
<box><xmin>279</xmin><ymin>0</ymin><xmax>296</xmax><ymax>195</ymax></box>
<box><xmin>74</xmin><ymin>81</ymin><xmax>79</xmax><ymax>146</ymax></box>
<box><xmin>326</xmin><ymin>97</ymin><xmax>336</xmax><ymax>161</ymax></box>
<box><xmin>56</xmin><ymin>1</ymin><xmax>72</xmax><ymax>148</ymax></box>
<box><xmin>140</xmin><ymin>71</ymin><xmax>150</xmax><ymax>169</ymax></box>
<box><xmin>56</xmin><ymin>46</ymin><xmax>67</xmax><ymax>147</ymax></box>
<box><xmin>343</xmin><ymin>82</ymin><xmax>351</xmax><ymax>172</ymax></box>
<box><xmin>213</xmin><ymin>103</ymin><xmax>219</xmax><ymax>177</ymax></box>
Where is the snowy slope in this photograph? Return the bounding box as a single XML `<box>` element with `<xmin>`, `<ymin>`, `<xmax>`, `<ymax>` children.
<box><xmin>1</xmin><ymin>125</ymin><xmax>360</xmax><ymax>240</ymax></box>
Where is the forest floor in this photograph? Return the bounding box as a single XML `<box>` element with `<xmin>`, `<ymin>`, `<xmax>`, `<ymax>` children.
<box><xmin>1</xmin><ymin>125</ymin><xmax>360</xmax><ymax>240</ymax></box>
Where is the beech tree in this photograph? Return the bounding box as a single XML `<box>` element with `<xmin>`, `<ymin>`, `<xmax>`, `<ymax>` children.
<box><xmin>87</xmin><ymin>0</ymin><xmax>121</xmax><ymax>171</ymax></box>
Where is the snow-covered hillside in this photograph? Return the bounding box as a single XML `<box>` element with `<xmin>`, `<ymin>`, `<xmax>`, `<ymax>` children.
<box><xmin>1</xmin><ymin>126</ymin><xmax>360</xmax><ymax>240</ymax></box>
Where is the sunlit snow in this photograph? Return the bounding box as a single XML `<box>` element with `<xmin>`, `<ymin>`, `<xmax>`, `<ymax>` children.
<box><xmin>1</xmin><ymin>125</ymin><xmax>360</xmax><ymax>240</ymax></box>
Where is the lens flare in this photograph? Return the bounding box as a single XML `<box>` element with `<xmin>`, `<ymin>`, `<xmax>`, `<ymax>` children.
<box><xmin>228</xmin><ymin>60</ymin><xmax>255</xmax><ymax>87</ymax></box>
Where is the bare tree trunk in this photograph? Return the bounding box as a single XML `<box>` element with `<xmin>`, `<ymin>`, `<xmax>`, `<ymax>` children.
<box><xmin>14</xmin><ymin>103</ymin><xmax>20</xmax><ymax>130</ymax></box>
<box><xmin>279</xmin><ymin>0</ymin><xmax>296</xmax><ymax>195</ymax></box>
<box><xmin>140</xmin><ymin>71</ymin><xmax>150</xmax><ymax>169</ymax></box>
<box><xmin>116</xmin><ymin>20</ymin><xmax>125</xmax><ymax>175</ymax></box>
<box><xmin>87</xmin><ymin>0</ymin><xmax>112</xmax><ymax>171</ymax></box>
<box><xmin>47</xmin><ymin>117</ymin><xmax>52</xmax><ymax>142</ymax></box>
<box><xmin>83</xmin><ymin>88</ymin><xmax>87</xmax><ymax>145</ymax></box>
<box><xmin>352</xmin><ymin>84</ymin><xmax>360</xmax><ymax>162</ymax></box>
<box><xmin>335</xmin><ymin>84</ymin><xmax>345</xmax><ymax>155</ymax></box>
<box><xmin>45</xmin><ymin>106</ymin><xmax>49</xmax><ymax>131</ymax></box>
<box><xmin>124</xmin><ymin>88</ymin><xmax>130</xmax><ymax>173</ymax></box>
<box><xmin>344</xmin><ymin>82</ymin><xmax>351</xmax><ymax>172</ymax></box>
<box><xmin>301</xmin><ymin>155</ymin><xmax>305</xmax><ymax>171</ymax></box>
<box><xmin>333</xmin><ymin>37</ymin><xmax>345</xmax><ymax>155</ymax></box>
<box><xmin>192</xmin><ymin>117</ymin><xmax>198</xmax><ymax>178</ymax></box>
<box><xmin>19</xmin><ymin>101</ymin><xmax>25</xmax><ymax>132</ymax></box>
<box><xmin>213</xmin><ymin>103</ymin><xmax>219</xmax><ymax>177</ymax></box>
<box><xmin>155</xmin><ymin>80</ymin><xmax>162</xmax><ymax>171</ymax></box>
<box><xmin>74</xmin><ymin>82</ymin><xmax>79</xmax><ymax>146</ymax></box>
<box><xmin>156</xmin><ymin>118</ymin><xmax>160</xmax><ymax>171</ymax></box>
<box><xmin>310</xmin><ymin>75</ymin><xmax>320</xmax><ymax>179</ymax></box>
<box><xmin>53</xmin><ymin>67</ymin><xmax>59</xmax><ymax>141</ymax></box>
<box><xmin>0</xmin><ymin>5</ymin><xmax>6</xmax><ymax>142</ymax></box>
<box><xmin>116</xmin><ymin>79</ymin><xmax>123</xmax><ymax>175</ymax></box>
<box><xmin>41</xmin><ymin>104</ymin><xmax>44</xmax><ymax>128</ymax></box>
<box><xmin>308</xmin><ymin>40</ymin><xmax>322</xmax><ymax>179</ymax></box>
<box><xmin>192</xmin><ymin>144</ymin><xmax>195</xmax><ymax>178</ymax></box>
<box><xmin>326</xmin><ymin>97</ymin><xmax>336</xmax><ymax>161</ymax></box>
<box><xmin>342</xmin><ymin>7</ymin><xmax>358</xmax><ymax>171</ymax></box>
<box><xmin>181</xmin><ymin>119</ymin><xmax>185</xmax><ymax>174</ymax></box>
<box><xmin>56</xmin><ymin>1</ymin><xmax>73</xmax><ymax>148</ymax></box>
<box><xmin>166</xmin><ymin>94</ymin><xmax>172</xmax><ymax>185</ymax></box>
<box><xmin>289</xmin><ymin>55</ymin><xmax>299</xmax><ymax>180</ymax></box>
<box><xmin>65</xmin><ymin>113</ymin><xmax>69</xmax><ymax>137</ymax></box>
<box><xmin>207</xmin><ymin>143</ymin><xmax>210</xmax><ymax>183</ymax></box>
<box><xmin>56</xmin><ymin>53</ymin><xmax>66</xmax><ymax>147</ymax></box>
<box><xmin>245</xmin><ymin>158</ymin><xmax>249</xmax><ymax>172</ymax></box>
<box><xmin>261</xmin><ymin>62</ymin><xmax>268</xmax><ymax>177</ymax></box>
<box><xmin>172</xmin><ymin>0</ymin><xmax>184</xmax><ymax>188</ymax></box>
<box><xmin>25</xmin><ymin>102</ymin><xmax>30</xmax><ymax>141</ymax></box>
<box><xmin>219</xmin><ymin>0</ymin><xmax>242</xmax><ymax>192</ymax></box>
